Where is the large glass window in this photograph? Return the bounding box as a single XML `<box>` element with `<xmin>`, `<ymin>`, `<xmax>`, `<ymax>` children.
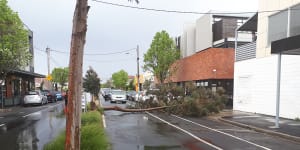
<box><xmin>290</xmin><ymin>3</ymin><xmax>300</xmax><ymax>37</ymax></box>
<box><xmin>268</xmin><ymin>3</ymin><xmax>300</xmax><ymax>45</ymax></box>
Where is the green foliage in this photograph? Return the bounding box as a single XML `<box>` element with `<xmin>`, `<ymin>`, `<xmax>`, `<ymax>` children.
<box><xmin>83</xmin><ymin>67</ymin><xmax>101</xmax><ymax>98</ymax></box>
<box><xmin>143</xmin><ymin>30</ymin><xmax>180</xmax><ymax>84</ymax></box>
<box><xmin>44</xmin><ymin>111</ymin><xmax>109</xmax><ymax>150</ymax></box>
<box><xmin>51</xmin><ymin>67</ymin><xmax>69</xmax><ymax>91</ymax></box>
<box><xmin>81</xmin><ymin>111</ymin><xmax>101</xmax><ymax>126</ymax></box>
<box><xmin>43</xmin><ymin>132</ymin><xmax>65</xmax><ymax>150</ymax></box>
<box><xmin>127</xmin><ymin>79</ymin><xmax>135</xmax><ymax>90</ymax></box>
<box><xmin>101</xmin><ymin>79</ymin><xmax>113</xmax><ymax>88</ymax></box>
<box><xmin>111</xmin><ymin>69</ymin><xmax>128</xmax><ymax>89</ymax></box>
<box><xmin>0</xmin><ymin>0</ymin><xmax>31</xmax><ymax>81</ymax></box>
<box><xmin>136</xmin><ymin>83</ymin><xmax>229</xmax><ymax>117</ymax></box>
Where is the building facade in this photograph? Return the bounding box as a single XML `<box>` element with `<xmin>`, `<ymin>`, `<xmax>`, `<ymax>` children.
<box><xmin>234</xmin><ymin>0</ymin><xmax>300</xmax><ymax>119</ymax></box>
<box><xmin>1</xmin><ymin>30</ymin><xmax>45</xmax><ymax>107</ymax></box>
<box><xmin>180</xmin><ymin>11</ymin><xmax>253</xmax><ymax>58</ymax></box>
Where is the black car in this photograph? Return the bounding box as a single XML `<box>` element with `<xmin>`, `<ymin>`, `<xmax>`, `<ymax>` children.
<box><xmin>42</xmin><ymin>90</ymin><xmax>57</xmax><ymax>103</ymax></box>
<box><xmin>126</xmin><ymin>90</ymin><xmax>136</xmax><ymax>101</ymax></box>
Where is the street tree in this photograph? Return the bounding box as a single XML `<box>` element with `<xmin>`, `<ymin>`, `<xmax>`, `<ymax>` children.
<box><xmin>83</xmin><ymin>67</ymin><xmax>100</xmax><ymax>99</ymax></box>
<box><xmin>102</xmin><ymin>79</ymin><xmax>113</xmax><ymax>88</ymax></box>
<box><xmin>112</xmin><ymin>70</ymin><xmax>128</xmax><ymax>90</ymax></box>
<box><xmin>0</xmin><ymin>0</ymin><xmax>31</xmax><ymax>84</ymax></box>
<box><xmin>143</xmin><ymin>30</ymin><xmax>180</xmax><ymax>84</ymax></box>
<box><xmin>66</xmin><ymin>0</ymin><xmax>138</xmax><ymax>149</ymax></box>
<box><xmin>51</xmin><ymin>67</ymin><xmax>69</xmax><ymax>91</ymax></box>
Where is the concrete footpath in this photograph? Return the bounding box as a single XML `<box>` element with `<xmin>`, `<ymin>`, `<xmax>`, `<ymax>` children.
<box><xmin>216</xmin><ymin>110</ymin><xmax>300</xmax><ymax>143</ymax></box>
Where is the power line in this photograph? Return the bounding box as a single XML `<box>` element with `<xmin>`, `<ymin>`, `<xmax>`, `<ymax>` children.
<box><xmin>91</xmin><ymin>0</ymin><xmax>286</xmax><ymax>14</ymax></box>
<box><xmin>34</xmin><ymin>47</ymin><xmax>136</xmax><ymax>56</ymax></box>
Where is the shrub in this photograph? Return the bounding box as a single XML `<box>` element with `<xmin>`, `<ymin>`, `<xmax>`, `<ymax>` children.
<box><xmin>44</xmin><ymin>111</ymin><xmax>109</xmax><ymax>150</ymax></box>
<box><xmin>81</xmin><ymin>111</ymin><xmax>101</xmax><ymax>126</ymax></box>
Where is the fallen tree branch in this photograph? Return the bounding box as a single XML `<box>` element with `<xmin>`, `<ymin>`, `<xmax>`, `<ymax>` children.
<box><xmin>103</xmin><ymin>105</ymin><xmax>175</xmax><ymax>112</ymax></box>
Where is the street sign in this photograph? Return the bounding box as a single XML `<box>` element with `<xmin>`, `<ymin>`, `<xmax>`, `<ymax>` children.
<box><xmin>46</xmin><ymin>75</ymin><xmax>52</xmax><ymax>81</ymax></box>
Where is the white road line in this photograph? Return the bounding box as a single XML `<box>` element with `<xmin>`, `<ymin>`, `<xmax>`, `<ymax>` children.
<box><xmin>172</xmin><ymin>115</ymin><xmax>271</xmax><ymax>150</ymax></box>
<box><xmin>0</xmin><ymin>124</ymin><xmax>5</xmax><ymax>127</ymax></box>
<box><xmin>102</xmin><ymin>114</ymin><xmax>106</xmax><ymax>128</ymax></box>
<box><xmin>100</xmin><ymin>98</ymin><xmax>106</xmax><ymax>128</ymax></box>
<box><xmin>146</xmin><ymin>112</ymin><xmax>223</xmax><ymax>150</ymax></box>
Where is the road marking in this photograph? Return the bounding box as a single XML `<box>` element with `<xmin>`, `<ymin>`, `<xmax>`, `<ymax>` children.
<box><xmin>102</xmin><ymin>114</ymin><xmax>106</xmax><ymax>128</ymax></box>
<box><xmin>172</xmin><ymin>115</ymin><xmax>271</xmax><ymax>150</ymax></box>
<box><xmin>217</xmin><ymin>129</ymin><xmax>251</xmax><ymax>132</ymax></box>
<box><xmin>146</xmin><ymin>112</ymin><xmax>223</xmax><ymax>150</ymax></box>
<box><xmin>0</xmin><ymin>124</ymin><xmax>4</xmax><ymax>127</ymax></box>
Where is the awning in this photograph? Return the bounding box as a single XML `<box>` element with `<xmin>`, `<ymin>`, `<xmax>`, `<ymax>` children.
<box><xmin>8</xmin><ymin>70</ymin><xmax>46</xmax><ymax>78</ymax></box>
<box><xmin>271</xmin><ymin>34</ymin><xmax>300</xmax><ymax>55</ymax></box>
<box><xmin>237</xmin><ymin>12</ymin><xmax>258</xmax><ymax>32</ymax></box>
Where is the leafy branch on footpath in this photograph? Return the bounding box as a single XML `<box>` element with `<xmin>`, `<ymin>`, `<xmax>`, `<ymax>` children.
<box><xmin>130</xmin><ymin>82</ymin><xmax>228</xmax><ymax>117</ymax></box>
<box><xmin>0</xmin><ymin>0</ymin><xmax>32</xmax><ymax>84</ymax></box>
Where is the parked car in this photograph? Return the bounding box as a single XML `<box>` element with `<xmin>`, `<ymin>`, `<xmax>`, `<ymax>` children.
<box><xmin>126</xmin><ymin>90</ymin><xmax>136</xmax><ymax>101</ymax></box>
<box><xmin>41</xmin><ymin>90</ymin><xmax>57</xmax><ymax>103</ymax></box>
<box><xmin>81</xmin><ymin>94</ymin><xmax>87</xmax><ymax>112</ymax></box>
<box><xmin>55</xmin><ymin>91</ymin><xmax>64</xmax><ymax>101</ymax></box>
<box><xmin>23</xmin><ymin>91</ymin><xmax>48</xmax><ymax>106</ymax></box>
<box><xmin>101</xmin><ymin>88</ymin><xmax>111</xmax><ymax>101</ymax></box>
<box><xmin>110</xmin><ymin>90</ymin><xmax>127</xmax><ymax>103</ymax></box>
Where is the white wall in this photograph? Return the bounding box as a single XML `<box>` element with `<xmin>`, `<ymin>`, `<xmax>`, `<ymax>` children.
<box><xmin>186</xmin><ymin>24</ymin><xmax>196</xmax><ymax>57</ymax></box>
<box><xmin>195</xmin><ymin>14</ymin><xmax>212</xmax><ymax>52</ymax></box>
<box><xmin>234</xmin><ymin>55</ymin><xmax>300</xmax><ymax>119</ymax></box>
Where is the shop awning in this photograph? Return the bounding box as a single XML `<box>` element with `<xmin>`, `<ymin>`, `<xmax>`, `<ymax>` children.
<box><xmin>271</xmin><ymin>34</ymin><xmax>300</xmax><ymax>55</ymax></box>
<box><xmin>8</xmin><ymin>70</ymin><xmax>46</xmax><ymax>78</ymax></box>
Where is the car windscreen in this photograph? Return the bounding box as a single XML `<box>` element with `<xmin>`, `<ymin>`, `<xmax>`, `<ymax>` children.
<box><xmin>27</xmin><ymin>91</ymin><xmax>38</xmax><ymax>95</ymax></box>
<box><xmin>111</xmin><ymin>91</ymin><xmax>126</xmax><ymax>95</ymax></box>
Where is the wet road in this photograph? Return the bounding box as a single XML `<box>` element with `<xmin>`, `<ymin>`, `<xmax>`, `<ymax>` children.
<box><xmin>103</xmin><ymin>98</ymin><xmax>300</xmax><ymax>150</ymax></box>
<box><xmin>0</xmin><ymin>102</ymin><xmax>66</xmax><ymax>150</ymax></box>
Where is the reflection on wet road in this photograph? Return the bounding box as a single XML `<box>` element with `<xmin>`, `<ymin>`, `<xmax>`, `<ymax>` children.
<box><xmin>0</xmin><ymin>103</ymin><xmax>66</xmax><ymax>150</ymax></box>
<box><xmin>103</xmin><ymin>100</ymin><xmax>191</xmax><ymax>150</ymax></box>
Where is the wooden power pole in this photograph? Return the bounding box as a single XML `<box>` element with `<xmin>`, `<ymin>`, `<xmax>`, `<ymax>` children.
<box><xmin>65</xmin><ymin>0</ymin><xmax>89</xmax><ymax>149</ymax></box>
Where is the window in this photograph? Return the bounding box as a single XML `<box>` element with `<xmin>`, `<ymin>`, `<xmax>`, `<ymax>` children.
<box><xmin>268</xmin><ymin>3</ymin><xmax>300</xmax><ymax>45</ymax></box>
<box><xmin>268</xmin><ymin>9</ymin><xmax>288</xmax><ymax>45</ymax></box>
<box><xmin>290</xmin><ymin>3</ymin><xmax>300</xmax><ymax>37</ymax></box>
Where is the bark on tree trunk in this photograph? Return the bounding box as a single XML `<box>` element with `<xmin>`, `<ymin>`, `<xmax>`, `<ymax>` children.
<box><xmin>65</xmin><ymin>0</ymin><xmax>89</xmax><ymax>150</ymax></box>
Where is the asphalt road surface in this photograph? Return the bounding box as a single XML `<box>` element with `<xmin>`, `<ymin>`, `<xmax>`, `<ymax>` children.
<box><xmin>102</xmin><ymin>98</ymin><xmax>300</xmax><ymax>150</ymax></box>
<box><xmin>0</xmin><ymin>102</ymin><xmax>66</xmax><ymax>150</ymax></box>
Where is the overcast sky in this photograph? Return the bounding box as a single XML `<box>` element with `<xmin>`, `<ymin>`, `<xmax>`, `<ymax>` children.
<box><xmin>7</xmin><ymin>0</ymin><xmax>258</xmax><ymax>82</ymax></box>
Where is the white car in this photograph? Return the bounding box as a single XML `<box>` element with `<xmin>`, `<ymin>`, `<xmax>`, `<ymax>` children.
<box><xmin>23</xmin><ymin>91</ymin><xmax>48</xmax><ymax>106</ymax></box>
<box><xmin>110</xmin><ymin>90</ymin><xmax>127</xmax><ymax>104</ymax></box>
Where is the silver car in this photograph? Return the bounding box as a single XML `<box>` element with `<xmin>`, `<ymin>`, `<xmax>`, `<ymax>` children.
<box><xmin>23</xmin><ymin>91</ymin><xmax>48</xmax><ymax>106</ymax></box>
<box><xmin>110</xmin><ymin>90</ymin><xmax>127</xmax><ymax>104</ymax></box>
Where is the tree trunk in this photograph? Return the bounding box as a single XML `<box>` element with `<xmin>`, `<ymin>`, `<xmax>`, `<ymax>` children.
<box><xmin>65</xmin><ymin>0</ymin><xmax>89</xmax><ymax>150</ymax></box>
<box><xmin>103</xmin><ymin>105</ymin><xmax>174</xmax><ymax>112</ymax></box>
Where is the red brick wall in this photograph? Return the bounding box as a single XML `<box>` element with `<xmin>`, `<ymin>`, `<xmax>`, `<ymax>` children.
<box><xmin>170</xmin><ymin>48</ymin><xmax>234</xmax><ymax>82</ymax></box>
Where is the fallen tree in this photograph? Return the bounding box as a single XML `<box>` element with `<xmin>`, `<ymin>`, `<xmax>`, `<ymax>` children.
<box><xmin>102</xmin><ymin>105</ymin><xmax>174</xmax><ymax>112</ymax></box>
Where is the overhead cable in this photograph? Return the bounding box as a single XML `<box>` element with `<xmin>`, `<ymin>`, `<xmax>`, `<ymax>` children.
<box><xmin>91</xmin><ymin>0</ymin><xmax>287</xmax><ymax>14</ymax></box>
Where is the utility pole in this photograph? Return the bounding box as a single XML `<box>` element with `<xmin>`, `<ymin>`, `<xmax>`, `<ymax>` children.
<box><xmin>46</xmin><ymin>47</ymin><xmax>50</xmax><ymax>75</ymax></box>
<box><xmin>65</xmin><ymin>0</ymin><xmax>89</xmax><ymax>149</ymax></box>
<box><xmin>136</xmin><ymin>45</ymin><xmax>140</xmax><ymax>91</ymax></box>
